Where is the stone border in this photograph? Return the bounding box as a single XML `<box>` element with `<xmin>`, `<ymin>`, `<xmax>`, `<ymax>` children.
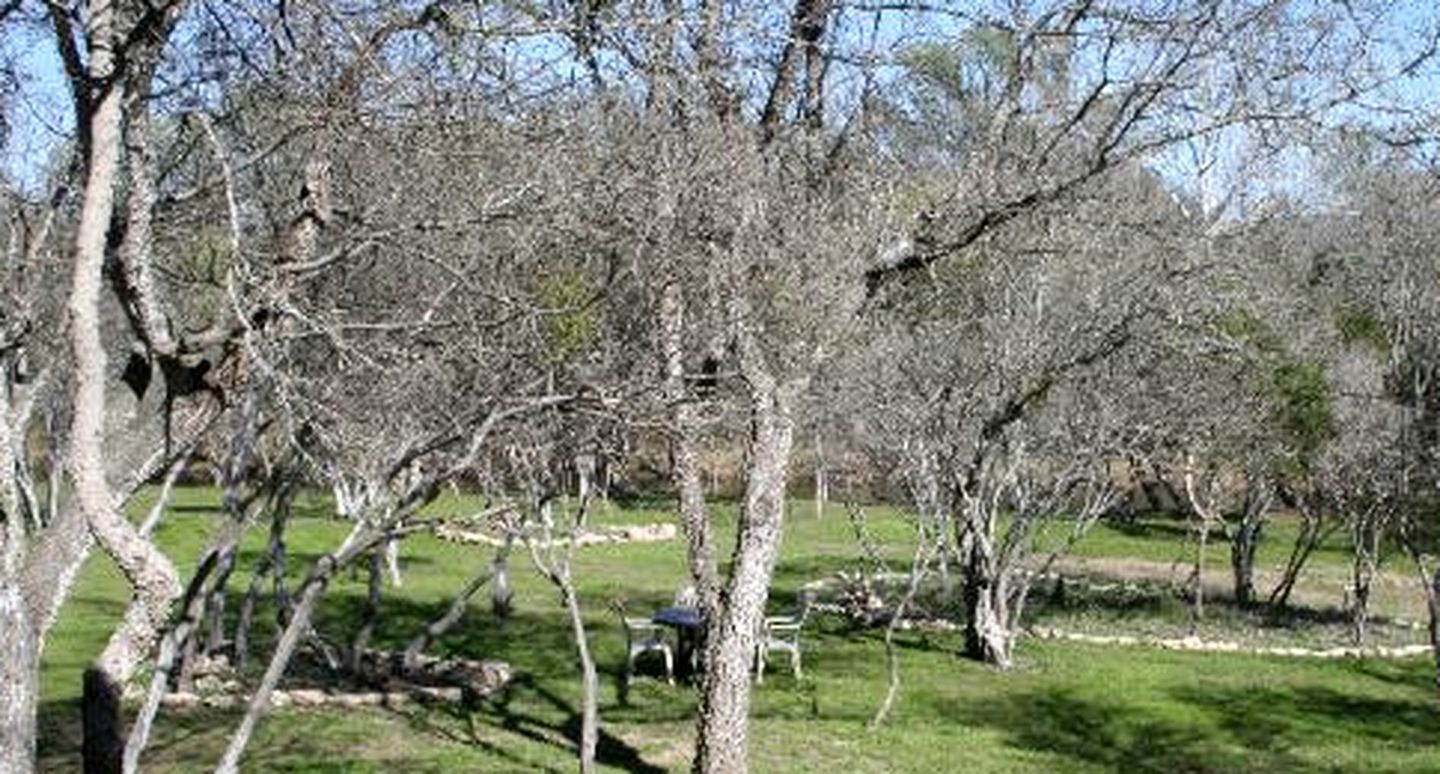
<box><xmin>160</xmin><ymin>684</ymin><xmax>470</xmax><ymax>710</ymax></box>
<box><xmin>1025</xmin><ymin>626</ymin><xmax>1434</xmax><ymax>659</ymax></box>
<box><xmin>157</xmin><ymin>653</ymin><xmax>512</xmax><ymax>712</ymax></box>
<box><xmin>804</xmin><ymin>574</ymin><xmax>1435</xmax><ymax>660</ymax></box>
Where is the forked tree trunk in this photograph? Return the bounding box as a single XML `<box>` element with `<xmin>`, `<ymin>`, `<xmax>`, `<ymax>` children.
<box><xmin>1349</xmin><ymin>505</ymin><xmax>1384</xmax><ymax>647</ymax></box>
<box><xmin>960</xmin><ymin>531</ymin><xmax>1012</xmax><ymax>669</ymax></box>
<box><xmin>1268</xmin><ymin>496</ymin><xmax>1331</xmax><ymax>609</ymax></box>
<box><xmin>1227</xmin><ymin>479</ymin><xmax>1272</xmax><ymax>609</ymax></box>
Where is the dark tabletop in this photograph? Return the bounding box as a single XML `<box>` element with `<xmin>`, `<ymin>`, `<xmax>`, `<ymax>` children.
<box><xmin>652</xmin><ymin>606</ymin><xmax>702</xmax><ymax>629</ymax></box>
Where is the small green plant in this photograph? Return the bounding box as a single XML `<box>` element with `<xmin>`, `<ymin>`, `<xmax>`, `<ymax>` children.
<box><xmin>1334</xmin><ymin>305</ymin><xmax>1390</xmax><ymax>356</ymax></box>
<box><xmin>534</xmin><ymin>269</ymin><xmax>599</xmax><ymax>363</ymax></box>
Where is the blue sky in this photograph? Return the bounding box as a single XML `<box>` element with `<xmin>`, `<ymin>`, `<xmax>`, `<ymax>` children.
<box><xmin>2</xmin><ymin>15</ymin><xmax>69</xmax><ymax>193</ymax></box>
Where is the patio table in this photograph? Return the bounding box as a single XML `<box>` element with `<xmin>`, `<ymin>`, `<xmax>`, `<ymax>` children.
<box><xmin>652</xmin><ymin>606</ymin><xmax>703</xmax><ymax>680</ymax></box>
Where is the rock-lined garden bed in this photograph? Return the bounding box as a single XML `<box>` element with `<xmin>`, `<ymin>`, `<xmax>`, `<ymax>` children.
<box><xmin>156</xmin><ymin>649</ymin><xmax>512</xmax><ymax>711</ymax></box>
<box><xmin>801</xmin><ymin>570</ymin><xmax>1435</xmax><ymax>659</ymax></box>
<box><xmin>435</xmin><ymin>522</ymin><xmax>676</xmax><ymax>547</ymax></box>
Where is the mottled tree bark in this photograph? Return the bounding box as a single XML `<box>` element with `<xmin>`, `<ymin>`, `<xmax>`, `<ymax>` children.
<box><xmin>0</xmin><ymin>584</ymin><xmax>39</xmax><ymax>774</ymax></box>
<box><xmin>62</xmin><ymin>4</ymin><xmax>174</xmax><ymax>769</ymax></box>
<box><xmin>659</xmin><ymin>284</ymin><xmax>721</xmax><ymax>615</ymax></box>
<box><xmin>693</xmin><ymin>368</ymin><xmax>796</xmax><ymax>774</ymax></box>
<box><xmin>1228</xmin><ymin>482</ymin><xmax>1272</xmax><ymax>609</ymax></box>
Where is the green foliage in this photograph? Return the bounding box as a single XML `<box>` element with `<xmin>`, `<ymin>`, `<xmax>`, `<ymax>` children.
<box><xmin>534</xmin><ymin>269</ymin><xmax>599</xmax><ymax>363</ymax></box>
<box><xmin>1215</xmin><ymin>307</ymin><xmax>1336</xmax><ymax>468</ymax></box>
<box><xmin>897</xmin><ymin>25</ymin><xmax>1017</xmax><ymax>107</ymax></box>
<box><xmin>1334</xmin><ymin>306</ymin><xmax>1390</xmax><ymax>357</ymax></box>
<box><xmin>1265</xmin><ymin>360</ymin><xmax>1336</xmax><ymax>464</ymax></box>
<box><xmin>1216</xmin><ymin>308</ymin><xmax>1283</xmax><ymax>355</ymax></box>
<box><xmin>163</xmin><ymin>228</ymin><xmax>232</xmax><ymax>323</ymax></box>
<box><xmin>897</xmin><ymin>42</ymin><xmax>970</xmax><ymax>101</ymax></box>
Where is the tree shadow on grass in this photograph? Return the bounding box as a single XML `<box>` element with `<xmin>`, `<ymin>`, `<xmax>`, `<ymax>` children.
<box><xmin>1346</xmin><ymin>657</ymin><xmax>1437</xmax><ymax>692</ymax></box>
<box><xmin>285</xmin><ymin>589</ymin><xmax>674</xmax><ymax>769</ymax></box>
<box><xmin>1172</xmin><ymin>682</ymin><xmax>1440</xmax><ymax>752</ymax></box>
<box><xmin>37</xmin><ymin>698</ymin><xmax>239</xmax><ymax>772</ymax></box>
<box><xmin>949</xmin><ymin>686</ymin><xmax>1280</xmax><ymax>773</ymax></box>
<box><xmin>396</xmin><ymin>673</ymin><xmax>670</xmax><ymax>773</ymax></box>
<box><xmin>947</xmin><ymin>675</ymin><xmax>1440</xmax><ymax>773</ymax></box>
<box><xmin>1100</xmin><ymin>517</ymin><xmax>1192</xmax><ymax>541</ymax></box>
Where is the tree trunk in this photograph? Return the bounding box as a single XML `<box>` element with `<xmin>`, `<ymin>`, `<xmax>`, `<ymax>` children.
<box><xmin>124</xmin><ymin>548</ymin><xmax>221</xmax><ymax>773</ymax></box>
<box><xmin>1350</xmin><ymin>507</ymin><xmax>1382</xmax><ymax>647</ymax></box>
<box><xmin>233</xmin><ymin>482</ymin><xmax>295</xmax><ymax>669</ymax></box>
<box><xmin>403</xmin><ymin>563</ymin><xmax>497</xmax><ymax>671</ymax></box>
<box><xmin>1229</xmin><ymin>480</ymin><xmax>1271</xmax><ymax>609</ymax></box>
<box><xmin>871</xmin><ymin>534</ymin><xmax>935</xmax><ymax>728</ymax></box>
<box><xmin>558</xmin><ymin>576</ymin><xmax>598</xmax><ymax>773</ymax></box>
<box><xmin>659</xmin><ymin>283</ymin><xmax>721</xmax><ymax>615</ymax></box>
<box><xmin>1</xmin><ymin>349</ymin><xmax>39</xmax><ymax>773</ymax></box>
<box><xmin>1189</xmin><ymin>516</ymin><xmax>1210</xmax><ymax>638</ymax></box>
<box><xmin>1231</xmin><ymin>531</ymin><xmax>1257</xmax><ymax>609</ymax></box>
<box><xmin>813</xmin><ymin>433</ymin><xmax>827</xmax><ymax>520</ymax></box>
<box><xmin>65</xmin><ymin>5</ymin><xmax>182</xmax><ymax>769</ymax></box>
<box><xmin>349</xmin><ymin>548</ymin><xmax>385</xmax><ymax>671</ymax></box>
<box><xmin>1427</xmin><ymin>565</ymin><xmax>1440</xmax><ymax>696</ymax></box>
<box><xmin>233</xmin><ymin>554</ymin><xmax>270</xmax><ymax>670</ymax></box>
<box><xmin>1400</xmin><ymin>529</ymin><xmax>1440</xmax><ymax>694</ymax></box>
<box><xmin>83</xmin><ymin>667</ymin><xmax>124</xmax><ymax>774</ymax></box>
<box><xmin>1268</xmin><ymin>498</ymin><xmax>1328</xmax><ymax>609</ymax></box>
<box><xmin>693</xmin><ymin>381</ymin><xmax>795</xmax><ymax>774</ymax></box>
<box><xmin>492</xmin><ymin>543</ymin><xmax>513</xmax><ymax>620</ymax></box>
<box><xmin>960</xmin><ymin>531</ymin><xmax>1011</xmax><ymax>668</ymax></box>
<box><xmin>0</xmin><ymin>584</ymin><xmax>39</xmax><ymax>774</ymax></box>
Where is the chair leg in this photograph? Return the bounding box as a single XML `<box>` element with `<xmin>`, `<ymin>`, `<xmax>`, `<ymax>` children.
<box><xmin>620</xmin><ymin>654</ymin><xmax>632</xmax><ymax>700</ymax></box>
<box><xmin>791</xmin><ymin>647</ymin><xmax>802</xmax><ymax>680</ymax></box>
<box><xmin>663</xmin><ymin>646</ymin><xmax>675</xmax><ymax>685</ymax></box>
<box><xmin>755</xmin><ymin>646</ymin><xmax>766</xmax><ymax>685</ymax></box>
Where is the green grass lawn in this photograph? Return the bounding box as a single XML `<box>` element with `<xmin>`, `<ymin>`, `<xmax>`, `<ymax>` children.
<box><xmin>36</xmin><ymin>490</ymin><xmax>1440</xmax><ymax>772</ymax></box>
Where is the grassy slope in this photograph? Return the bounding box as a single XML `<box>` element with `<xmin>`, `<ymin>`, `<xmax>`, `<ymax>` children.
<box><xmin>36</xmin><ymin>490</ymin><xmax>1440</xmax><ymax>772</ymax></box>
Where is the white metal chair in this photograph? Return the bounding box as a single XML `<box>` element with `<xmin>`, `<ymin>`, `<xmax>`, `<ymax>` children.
<box><xmin>613</xmin><ymin>602</ymin><xmax>674</xmax><ymax>686</ymax></box>
<box><xmin>755</xmin><ymin>590</ymin><xmax>814</xmax><ymax>683</ymax></box>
